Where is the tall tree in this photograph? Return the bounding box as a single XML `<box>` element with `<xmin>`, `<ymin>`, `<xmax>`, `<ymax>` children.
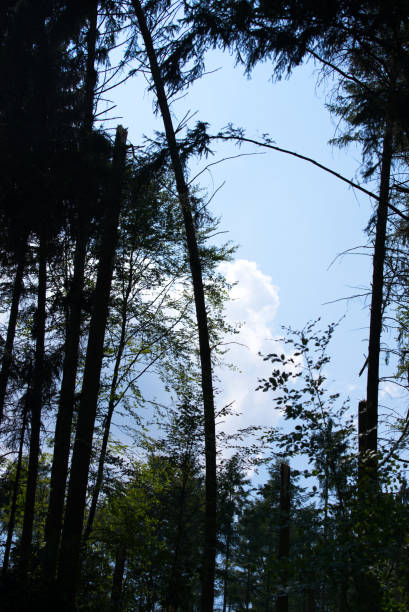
<box><xmin>130</xmin><ymin>3</ymin><xmax>217</xmax><ymax>607</ymax></box>
<box><xmin>18</xmin><ymin>234</ymin><xmax>47</xmax><ymax>574</ymax></box>
<box><xmin>0</xmin><ymin>235</ymin><xmax>27</xmax><ymax>425</ymax></box>
<box><xmin>57</xmin><ymin>125</ymin><xmax>128</xmax><ymax>608</ymax></box>
<box><xmin>43</xmin><ymin>1</ymin><xmax>100</xmax><ymax>579</ymax></box>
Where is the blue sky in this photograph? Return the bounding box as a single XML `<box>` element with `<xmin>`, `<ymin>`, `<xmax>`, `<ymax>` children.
<box><xmin>102</xmin><ymin>47</ymin><xmax>392</xmax><ymax>455</ymax></box>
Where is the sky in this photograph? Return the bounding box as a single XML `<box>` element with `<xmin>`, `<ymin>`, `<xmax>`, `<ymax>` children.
<box><xmin>101</xmin><ymin>45</ymin><xmax>399</xmax><ymax>461</ymax></box>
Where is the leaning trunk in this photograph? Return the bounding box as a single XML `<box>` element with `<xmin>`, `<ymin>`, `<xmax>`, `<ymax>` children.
<box><xmin>19</xmin><ymin>234</ymin><xmax>47</xmax><ymax>573</ymax></box>
<box><xmin>132</xmin><ymin>3</ymin><xmax>217</xmax><ymax>609</ymax></box>
<box><xmin>0</xmin><ymin>237</ymin><xmax>27</xmax><ymax>424</ymax></box>
<box><xmin>83</xmin><ymin>259</ymin><xmax>133</xmax><ymax>542</ymax></box>
<box><xmin>2</xmin><ymin>397</ymin><xmax>28</xmax><ymax>575</ymax></box>
<box><xmin>57</xmin><ymin>125</ymin><xmax>127</xmax><ymax>606</ymax></box>
<box><xmin>365</xmin><ymin>124</ymin><xmax>393</xmax><ymax>479</ymax></box>
<box><xmin>43</xmin><ymin>226</ymin><xmax>88</xmax><ymax>578</ymax></box>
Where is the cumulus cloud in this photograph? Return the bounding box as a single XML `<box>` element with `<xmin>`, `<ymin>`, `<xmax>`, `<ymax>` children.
<box><xmin>216</xmin><ymin>259</ymin><xmax>283</xmax><ymax>435</ymax></box>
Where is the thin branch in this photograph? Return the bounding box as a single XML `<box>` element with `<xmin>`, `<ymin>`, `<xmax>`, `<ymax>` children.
<box><xmin>307</xmin><ymin>48</ymin><xmax>373</xmax><ymax>94</ymax></box>
<box><xmin>211</xmin><ymin>134</ymin><xmax>409</xmax><ymax>221</ymax></box>
<box><xmin>188</xmin><ymin>152</ymin><xmax>265</xmax><ymax>185</ymax></box>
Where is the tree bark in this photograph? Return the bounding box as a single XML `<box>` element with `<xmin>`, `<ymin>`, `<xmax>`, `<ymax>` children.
<box><xmin>2</xmin><ymin>396</ymin><xmax>28</xmax><ymax>575</ymax></box>
<box><xmin>19</xmin><ymin>234</ymin><xmax>47</xmax><ymax>574</ymax></box>
<box><xmin>365</xmin><ymin>125</ymin><xmax>393</xmax><ymax>479</ymax></box>
<box><xmin>0</xmin><ymin>237</ymin><xmax>27</xmax><ymax>424</ymax></box>
<box><xmin>276</xmin><ymin>463</ymin><xmax>290</xmax><ymax>612</ymax></box>
<box><xmin>57</xmin><ymin>125</ymin><xmax>127</xmax><ymax>607</ymax></box>
<box><xmin>131</xmin><ymin>3</ymin><xmax>217</xmax><ymax>609</ymax></box>
<box><xmin>43</xmin><ymin>3</ymin><xmax>98</xmax><ymax>579</ymax></box>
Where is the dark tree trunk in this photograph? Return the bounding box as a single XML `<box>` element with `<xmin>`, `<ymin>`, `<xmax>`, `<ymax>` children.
<box><xmin>358</xmin><ymin>399</ymin><xmax>368</xmax><ymax>487</ymax></box>
<box><xmin>57</xmin><ymin>125</ymin><xmax>127</xmax><ymax>607</ymax></box>
<box><xmin>83</xmin><ymin>263</ymin><xmax>133</xmax><ymax>542</ymax></box>
<box><xmin>43</xmin><ymin>226</ymin><xmax>88</xmax><ymax>578</ymax></box>
<box><xmin>110</xmin><ymin>543</ymin><xmax>127</xmax><ymax>612</ymax></box>
<box><xmin>43</xmin><ymin>4</ymin><xmax>98</xmax><ymax>579</ymax></box>
<box><xmin>305</xmin><ymin>590</ymin><xmax>315</xmax><ymax>612</ymax></box>
<box><xmin>0</xmin><ymin>237</ymin><xmax>27</xmax><ymax>424</ymax></box>
<box><xmin>245</xmin><ymin>567</ymin><xmax>251</xmax><ymax>611</ymax></box>
<box><xmin>365</xmin><ymin>125</ymin><xmax>393</xmax><ymax>478</ymax></box>
<box><xmin>2</xmin><ymin>397</ymin><xmax>28</xmax><ymax>575</ymax></box>
<box><xmin>276</xmin><ymin>463</ymin><xmax>290</xmax><ymax>612</ymax></box>
<box><xmin>131</xmin><ymin>4</ymin><xmax>217</xmax><ymax>609</ymax></box>
<box><xmin>19</xmin><ymin>234</ymin><xmax>47</xmax><ymax>574</ymax></box>
<box><xmin>166</xmin><ymin>454</ymin><xmax>191</xmax><ymax>610</ymax></box>
<box><xmin>222</xmin><ymin>531</ymin><xmax>231</xmax><ymax>612</ymax></box>
<box><xmin>81</xmin><ymin>2</ymin><xmax>98</xmax><ymax>135</ymax></box>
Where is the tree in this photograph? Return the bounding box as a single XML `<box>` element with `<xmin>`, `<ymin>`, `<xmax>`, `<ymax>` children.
<box><xmin>129</xmin><ymin>3</ymin><xmax>218</xmax><ymax>608</ymax></box>
<box><xmin>57</xmin><ymin>125</ymin><xmax>128</xmax><ymax>608</ymax></box>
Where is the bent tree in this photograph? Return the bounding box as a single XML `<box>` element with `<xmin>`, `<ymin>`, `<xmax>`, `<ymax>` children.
<box><xmin>131</xmin><ymin>2</ymin><xmax>217</xmax><ymax>609</ymax></box>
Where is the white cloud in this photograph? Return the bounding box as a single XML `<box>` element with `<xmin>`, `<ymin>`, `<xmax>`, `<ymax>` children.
<box><xmin>379</xmin><ymin>381</ymin><xmax>404</xmax><ymax>400</ymax></box>
<box><xmin>216</xmin><ymin>259</ymin><xmax>283</xmax><ymax>436</ymax></box>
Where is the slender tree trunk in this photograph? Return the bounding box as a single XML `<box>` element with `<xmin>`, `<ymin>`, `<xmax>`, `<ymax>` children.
<box><xmin>83</xmin><ymin>259</ymin><xmax>133</xmax><ymax>542</ymax></box>
<box><xmin>365</xmin><ymin>125</ymin><xmax>393</xmax><ymax>478</ymax></box>
<box><xmin>222</xmin><ymin>531</ymin><xmax>231</xmax><ymax>612</ymax></box>
<box><xmin>245</xmin><ymin>567</ymin><xmax>251</xmax><ymax>611</ymax></box>
<box><xmin>358</xmin><ymin>399</ymin><xmax>368</xmax><ymax>487</ymax></box>
<box><xmin>81</xmin><ymin>2</ymin><xmax>98</xmax><ymax>135</ymax></box>
<box><xmin>43</xmin><ymin>227</ymin><xmax>88</xmax><ymax>578</ymax></box>
<box><xmin>43</xmin><ymin>4</ymin><xmax>98</xmax><ymax>579</ymax></box>
<box><xmin>131</xmin><ymin>4</ymin><xmax>217</xmax><ymax>609</ymax></box>
<box><xmin>276</xmin><ymin>463</ymin><xmax>290</xmax><ymax>612</ymax></box>
<box><xmin>166</xmin><ymin>454</ymin><xmax>190</xmax><ymax>610</ymax></box>
<box><xmin>2</xmin><ymin>397</ymin><xmax>28</xmax><ymax>575</ymax></box>
<box><xmin>57</xmin><ymin>125</ymin><xmax>127</xmax><ymax>607</ymax></box>
<box><xmin>110</xmin><ymin>543</ymin><xmax>127</xmax><ymax>612</ymax></box>
<box><xmin>0</xmin><ymin>237</ymin><xmax>27</xmax><ymax>424</ymax></box>
<box><xmin>19</xmin><ymin>234</ymin><xmax>47</xmax><ymax>574</ymax></box>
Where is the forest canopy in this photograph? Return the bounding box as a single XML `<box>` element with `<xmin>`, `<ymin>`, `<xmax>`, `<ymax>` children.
<box><xmin>1</xmin><ymin>1</ymin><xmax>409</xmax><ymax>611</ymax></box>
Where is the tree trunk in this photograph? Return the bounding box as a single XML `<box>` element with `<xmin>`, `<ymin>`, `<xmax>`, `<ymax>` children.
<box><xmin>0</xmin><ymin>237</ymin><xmax>27</xmax><ymax>424</ymax></box>
<box><xmin>19</xmin><ymin>234</ymin><xmax>47</xmax><ymax>574</ymax></box>
<box><xmin>110</xmin><ymin>543</ymin><xmax>127</xmax><ymax>612</ymax></box>
<box><xmin>57</xmin><ymin>125</ymin><xmax>127</xmax><ymax>607</ymax></box>
<box><xmin>305</xmin><ymin>590</ymin><xmax>315</xmax><ymax>612</ymax></box>
<box><xmin>43</xmin><ymin>3</ymin><xmax>98</xmax><ymax>579</ymax></box>
<box><xmin>166</xmin><ymin>453</ymin><xmax>190</xmax><ymax>610</ymax></box>
<box><xmin>131</xmin><ymin>4</ymin><xmax>217</xmax><ymax>609</ymax></box>
<box><xmin>2</xmin><ymin>397</ymin><xmax>28</xmax><ymax>575</ymax></box>
<box><xmin>222</xmin><ymin>531</ymin><xmax>231</xmax><ymax>612</ymax></box>
<box><xmin>83</xmin><ymin>260</ymin><xmax>133</xmax><ymax>542</ymax></box>
<box><xmin>276</xmin><ymin>463</ymin><xmax>290</xmax><ymax>612</ymax></box>
<box><xmin>43</xmin><ymin>226</ymin><xmax>88</xmax><ymax>578</ymax></box>
<box><xmin>365</xmin><ymin>125</ymin><xmax>393</xmax><ymax>478</ymax></box>
<box><xmin>245</xmin><ymin>567</ymin><xmax>251</xmax><ymax>611</ymax></box>
<box><xmin>358</xmin><ymin>399</ymin><xmax>368</xmax><ymax>487</ymax></box>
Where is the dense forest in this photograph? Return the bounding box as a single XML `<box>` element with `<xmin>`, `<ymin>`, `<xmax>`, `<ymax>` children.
<box><xmin>1</xmin><ymin>1</ymin><xmax>409</xmax><ymax>610</ymax></box>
